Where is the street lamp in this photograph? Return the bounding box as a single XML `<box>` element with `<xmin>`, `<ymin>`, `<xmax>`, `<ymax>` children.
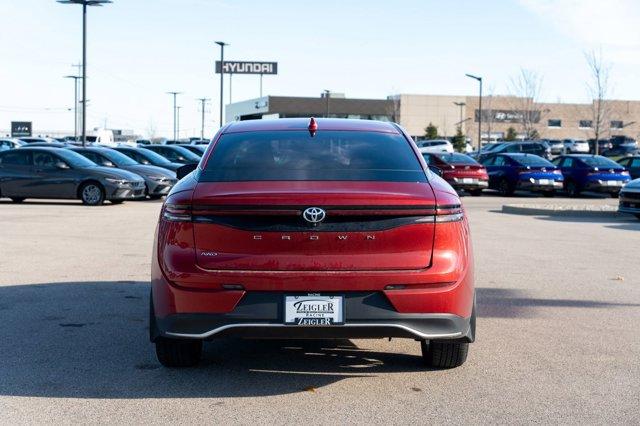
<box><xmin>57</xmin><ymin>0</ymin><xmax>112</xmax><ymax>146</ymax></box>
<box><xmin>215</xmin><ymin>41</ymin><xmax>228</xmax><ymax>127</ymax></box>
<box><xmin>176</xmin><ymin>106</ymin><xmax>182</xmax><ymax>140</ymax></box>
<box><xmin>465</xmin><ymin>74</ymin><xmax>483</xmax><ymax>150</ymax></box>
<box><xmin>166</xmin><ymin>92</ymin><xmax>181</xmax><ymax>141</ymax></box>
<box><xmin>453</xmin><ymin>101</ymin><xmax>466</xmax><ymax>126</ymax></box>
<box><xmin>64</xmin><ymin>75</ymin><xmax>82</xmax><ymax>142</ymax></box>
<box><xmin>323</xmin><ymin>89</ymin><xmax>331</xmax><ymax>118</ymax></box>
<box><xmin>197</xmin><ymin>97</ymin><xmax>210</xmax><ymax>140</ymax></box>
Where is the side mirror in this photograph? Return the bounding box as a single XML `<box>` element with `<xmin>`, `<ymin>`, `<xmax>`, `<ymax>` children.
<box><xmin>177</xmin><ymin>163</ymin><xmax>197</xmax><ymax>180</ymax></box>
<box><xmin>55</xmin><ymin>162</ymin><xmax>70</xmax><ymax>170</ymax></box>
<box><xmin>428</xmin><ymin>165</ymin><xmax>443</xmax><ymax>177</ymax></box>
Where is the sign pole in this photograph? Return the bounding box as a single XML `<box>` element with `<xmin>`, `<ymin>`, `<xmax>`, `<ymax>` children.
<box><xmin>260</xmin><ymin>73</ymin><xmax>263</xmax><ymax>97</ymax></box>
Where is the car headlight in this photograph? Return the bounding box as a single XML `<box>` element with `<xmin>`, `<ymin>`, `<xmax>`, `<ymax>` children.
<box><xmin>149</xmin><ymin>175</ymin><xmax>168</xmax><ymax>182</ymax></box>
<box><xmin>105</xmin><ymin>178</ymin><xmax>129</xmax><ymax>186</ymax></box>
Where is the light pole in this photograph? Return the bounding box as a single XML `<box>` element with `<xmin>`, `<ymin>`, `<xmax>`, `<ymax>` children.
<box><xmin>323</xmin><ymin>89</ymin><xmax>331</xmax><ymax>118</ymax></box>
<box><xmin>453</xmin><ymin>101</ymin><xmax>466</xmax><ymax>126</ymax></box>
<box><xmin>197</xmin><ymin>97</ymin><xmax>210</xmax><ymax>140</ymax></box>
<box><xmin>166</xmin><ymin>91</ymin><xmax>181</xmax><ymax>141</ymax></box>
<box><xmin>215</xmin><ymin>41</ymin><xmax>228</xmax><ymax>127</ymax></box>
<box><xmin>58</xmin><ymin>0</ymin><xmax>112</xmax><ymax>146</ymax></box>
<box><xmin>64</xmin><ymin>75</ymin><xmax>82</xmax><ymax>142</ymax></box>
<box><xmin>176</xmin><ymin>106</ymin><xmax>182</xmax><ymax>140</ymax></box>
<box><xmin>465</xmin><ymin>74</ymin><xmax>483</xmax><ymax>150</ymax></box>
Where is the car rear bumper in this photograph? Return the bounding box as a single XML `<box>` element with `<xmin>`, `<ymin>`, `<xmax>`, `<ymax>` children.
<box><xmin>518</xmin><ymin>180</ymin><xmax>563</xmax><ymax>191</ymax></box>
<box><xmin>584</xmin><ymin>180</ymin><xmax>627</xmax><ymax>192</ymax></box>
<box><xmin>151</xmin><ymin>291</ymin><xmax>474</xmax><ymax>342</ymax></box>
<box><xmin>448</xmin><ymin>179</ymin><xmax>488</xmax><ymax>190</ymax></box>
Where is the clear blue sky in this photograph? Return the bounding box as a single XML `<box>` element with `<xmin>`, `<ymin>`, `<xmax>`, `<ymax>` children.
<box><xmin>0</xmin><ymin>0</ymin><xmax>638</xmax><ymax>137</ymax></box>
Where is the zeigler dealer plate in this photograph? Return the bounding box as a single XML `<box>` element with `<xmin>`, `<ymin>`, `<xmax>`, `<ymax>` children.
<box><xmin>284</xmin><ymin>295</ymin><xmax>344</xmax><ymax>325</ymax></box>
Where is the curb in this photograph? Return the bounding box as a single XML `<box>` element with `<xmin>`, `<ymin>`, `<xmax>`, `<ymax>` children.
<box><xmin>501</xmin><ymin>204</ymin><xmax>623</xmax><ymax>218</ymax></box>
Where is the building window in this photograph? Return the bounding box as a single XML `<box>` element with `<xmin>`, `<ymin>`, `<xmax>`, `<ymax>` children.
<box><xmin>579</xmin><ymin>120</ymin><xmax>593</xmax><ymax>128</ymax></box>
<box><xmin>611</xmin><ymin>120</ymin><xmax>623</xmax><ymax>129</ymax></box>
<box><xmin>547</xmin><ymin>119</ymin><xmax>561</xmax><ymax>128</ymax></box>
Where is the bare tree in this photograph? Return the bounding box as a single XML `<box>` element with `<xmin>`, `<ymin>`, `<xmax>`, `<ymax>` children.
<box><xmin>146</xmin><ymin>118</ymin><xmax>157</xmax><ymax>139</ymax></box>
<box><xmin>508</xmin><ymin>69</ymin><xmax>543</xmax><ymax>139</ymax></box>
<box><xmin>585</xmin><ymin>50</ymin><xmax>611</xmax><ymax>154</ymax></box>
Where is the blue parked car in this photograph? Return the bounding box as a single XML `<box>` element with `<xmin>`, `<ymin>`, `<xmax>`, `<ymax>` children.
<box><xmin>552</xmin><ymin>155</ymin><xmax>631</xmax><ymax>197</ymax></box>
<box><xmin>480</xmin><ymin>153</ymin><xmax>564</xmax><ymax>196</ymax></box>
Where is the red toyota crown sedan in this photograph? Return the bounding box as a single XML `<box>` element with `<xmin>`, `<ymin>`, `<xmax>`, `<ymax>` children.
<box><xmin>150</xmin><ymin>118</ymin><xmax>475</xmax><ymax>369</ymax></box>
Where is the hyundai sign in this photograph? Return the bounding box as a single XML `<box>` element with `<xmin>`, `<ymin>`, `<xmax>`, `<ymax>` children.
<box><xmin>11</xmin><ymin>121</ymin><xmax>32</xmax><ymax>137</ymax></box>
<box><xmin>215</xmin><ymin>61</ymin><xmax>278</xmax><ymax>75</ymax></box>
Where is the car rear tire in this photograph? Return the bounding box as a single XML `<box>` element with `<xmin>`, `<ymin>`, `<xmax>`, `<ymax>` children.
<box><xmin>565</xmin><ymin>181</ymin><xmax>580</xmax><ymax>197</ymax></box>
<box><xmin>80</xmin><ymin>182</ymin><xmax>105</xmax><ymax>206</ymax></box>
<box><xmin>10</xmin><ymin>197</ymin><xmax>25</xmax><ymax>203</ymax></box>
<box><xmin>498</xmin><ymin>179</ymin><xmax>514</xmax><ymax>196</ymax></box>
<box><xmin>155</xmin><ymin>337</ymin><xmax>202</xmax><ymax>368</ymax></box>
<box><xmin>610</xmin><ymin>191</ymin><xmax>620</xmax><ymax>198</ymax></box>
<box><xmin>469</xmin><ymin>189</ymin><xmax>483</xmax><ymax>197</ymax></box>
<box><xmin>421</xmin><ymin>340</ymin><xmax>469</xmax><ymax>369</ymax></box>
<box><xmin>149</xmin><ymin>194</ymin><xmax>164</xmax><ymax>200</ymax></box>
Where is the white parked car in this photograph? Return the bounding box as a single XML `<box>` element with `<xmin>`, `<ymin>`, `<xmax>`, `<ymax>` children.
<box><xmin>416</xmin><ymin>139</ymin><xmax>454</xmax><ymax>153</ymax></box>
<box><xmin>563</xmin><ymin>139</ymin><xmax>589</xmax><ymax>153</ymax></box>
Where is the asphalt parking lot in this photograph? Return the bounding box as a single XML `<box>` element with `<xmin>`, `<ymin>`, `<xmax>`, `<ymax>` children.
<box><xmin>1</xmin><ymin>195</ymin><xmax>639</xmax><ymax>424</ymax></box>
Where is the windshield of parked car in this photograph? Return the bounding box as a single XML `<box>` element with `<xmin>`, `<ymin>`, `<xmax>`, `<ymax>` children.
<box><xmin>580</xmin><ymin>156</ymin><xmax>622</xmax><ymax>168</ymax></box>
<box><xmin>55</xmin><ymin>149</ymin><xmax>98</xmax><ymax>168</ymax></box>
<box><xmin>482</xmin><ymin>143</ymin><xmax>503</xmax><ymax>152</ymax></box>
<box><xmin>511</xmin><ymin>155</ymin><xmax>554</xmax><ymax>167</ymax></box>
<box><xmin>201</xmin><ymin>130</ymin><xmax>426</xmax><ymax>182</ymax></box>
<box><xmin>130</xmin><ymin>148</ymin><xmax>172</xmax><ymax>165</ymax></box>
<box><xmin>168</xmin><ymin>146</ymin><xmax>202</xmax><ymax>161</ymax></box>
<box><xmin>434</xmin><ymin>153</ymin><xmax>478</xmax><ymax>165</ymax></box>
<box><xmin>99</xmin><ymin>149</ymin><xmax>139</xmax><ymax>166</ymax></box>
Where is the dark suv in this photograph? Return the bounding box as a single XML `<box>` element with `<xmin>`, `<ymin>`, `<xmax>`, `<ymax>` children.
<box><xmin>477</xmin><ymin>141</ymin><xmax>550</xmax><ymax>162</ymax></box>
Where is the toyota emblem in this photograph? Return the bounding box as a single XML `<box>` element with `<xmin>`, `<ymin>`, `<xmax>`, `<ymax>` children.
<box><xmin>302</xmin><ymin>207</ymin><xmax>326</xmax><ymax>225</ymax></box>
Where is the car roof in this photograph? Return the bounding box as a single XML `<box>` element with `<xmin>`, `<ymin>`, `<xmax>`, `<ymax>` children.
<box><xmin>9</xmin><ymin>147</ymin><xmax>62</xmax><ymax>153</ymax></box>
<box><xmin>222</xmin><ymin>118</ymin><xmax>400</xmax><ymax>134</ymax></box>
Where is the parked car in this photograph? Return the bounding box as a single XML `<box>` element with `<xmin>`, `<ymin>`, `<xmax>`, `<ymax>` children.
<box><xmin>617</xmin><ymin>156</ymin><xmax>640</xmax><ymax>179</ymax></box>
<box><xmin>545</xmin><ymin>139</ymin><xmax>564</xmax><ymax>155</ymax></box>
<box><xmin>588</xmin><ymin>139</ymin><xmax>613</xmax><ymax>154</ymax></box>
<box><xmin>17</xmin><ymin>137</ymin><xmax>58</xmax><ymax>144</ymax></box>
<box><xmin>0</xmin><ymin>147</ymin><xmax>145</xmax><ymax>205</ymax></box>
<box><xmin>190</xmin><ymin>139</ymin><xmax>209</xmax><ymax>145</ymax></box>
<box><xmin>0</xmin><ymin>138</ymin><xmax>24</xmax><ymax>151</ymax></box>
<box><xmin>69</xmin><ymin>147</ymin><xmax>178</xmax><ymax>199</ymax></box>
<box><xmin>113</xmin><ymin>147</ymin><xmax>182</xmax><ymax>172</ymax></box>
<box><xmin>416</xmin><ymin>139</ymin><xmax>454</xmax><ymax>153</ymax></box>
<box><xmin>563</xmin><ymin>139</ymin><xmax>589</xmax><ymax>154</ymax></box>
<box><xmin>610</xmin><ymin>135</ymin><xmax>637</xmax><ymax>148</ymax></box>
<box><xmin>601</xmin><ymin>145</ymin><xmax>639</xmax><ymax>157</ymax></box>
<box><xmin>422</xmin><ymin>152</ymin><xmax>488</xmax><ymax>196</ymax></box>
<box><xmin>176</xmin><ymin>144</ymin><xmax>206</xmax><ymax>156</ymax></box>
<box><xmin>618</xmin><ymin>179</ymin><xmax>640</xmax><ymax>220</ymax></box>
<box><xmin>18</xmin><ymin>142</ymin><xmax>71</xmax><ymax>148</ymax></box>
<box><xmin>150</xmin><ymin>118</ymin><xmax>475</xmax><ymax>369</ymax></box>
<box><xmin>481</xmin><ymin>153</ymin><xmax>563</xmax><ymax>196</ymax></box>
<box><xmin>141</xmin><ymin>145</ymin><xmax>201</xmax><ymax>165</ymax></box>
<box><xmin>552</xmin><ymin>154</ymin><xmax>631</xmax><ymax>197</ymax></box>
<box><xmin>477</xmin><ymin>141</ymin><xmax>551</xmax><ymax>163</ymax></box>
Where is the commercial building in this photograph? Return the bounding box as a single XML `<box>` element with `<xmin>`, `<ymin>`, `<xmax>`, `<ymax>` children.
<box><xmin>226</xmin><ymin>93</ymin><xmax>640</xmax><ymax>144</ymax></box>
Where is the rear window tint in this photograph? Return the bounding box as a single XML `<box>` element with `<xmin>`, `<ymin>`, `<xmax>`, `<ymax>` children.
<box><xmin>201</xmin><ymin>130</ymin><xmax>425</xmax><ymax>182</ymax></box>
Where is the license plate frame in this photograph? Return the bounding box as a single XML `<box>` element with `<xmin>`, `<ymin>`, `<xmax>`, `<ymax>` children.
<box><xmin>284</xmin><ymin>294</ymin><xmax>345</xmax><ymax>325</ymax></box>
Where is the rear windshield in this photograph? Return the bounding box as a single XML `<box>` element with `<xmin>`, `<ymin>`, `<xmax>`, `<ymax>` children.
<box><xmin>512</xmin><ymin>155</ymin><xmax>554</xmax><ymax>167</ymax></box>
<box><xmin>201</xmin><ymin>130</ymin><xmax>425</xmax><ymax>182</ymax></box>
<box><xmin>434</xmin><ymin>153</ymin><xmax>478</xmax><ymax>165</ymax></box>
<box><xmin>580</xmin><ymin>156</ymin><xmax>622</xmax><ymax>168</ymax></box>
